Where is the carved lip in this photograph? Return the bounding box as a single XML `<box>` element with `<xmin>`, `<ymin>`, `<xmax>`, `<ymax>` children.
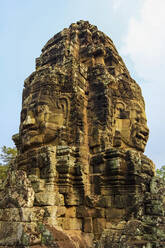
<box><xmin>136</xmin><ymin>131</ymin><xmax>148</xmax><ymax>142</ymax></box>
<box><xmin>21</xmin><ymin>127</ymin><xmax>38</xmax><ymax>136</ymax></box>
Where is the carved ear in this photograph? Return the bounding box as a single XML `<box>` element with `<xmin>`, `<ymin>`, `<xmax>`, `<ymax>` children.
<box><xmin>57</xmin><ymin>96</ymin><xmax>70</xmax><ymax>126</ymax></box>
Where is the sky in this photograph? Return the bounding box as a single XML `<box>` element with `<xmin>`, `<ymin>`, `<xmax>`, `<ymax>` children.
<box><xmin>1</xmin><ymin>0</ymin><xmax>165</xmax><ymax>168</ymax></box>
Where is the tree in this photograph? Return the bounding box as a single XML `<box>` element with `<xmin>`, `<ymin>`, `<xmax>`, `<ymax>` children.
<box><xmin>0</xmin><ymin>146</ymin><xmax>17</xmax><ymax>181</ymax></box>
<box><xmin>156</xmin><ymin>165</ymin><xmax>165</xmax><ymax>181</ymax></box>
<box><xmin>0</xmin><ymin>146</ymin><xmax>17</xmax><ymax>166</ymax></box>
<box><xmin>0</xmin><ymin>164</ymin><xmax>9</xmax><ymax>181</ymax></box>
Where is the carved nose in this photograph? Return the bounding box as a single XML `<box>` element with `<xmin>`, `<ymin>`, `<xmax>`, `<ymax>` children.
<box><xmin>23</xmin><ymin>114</ymin><xmax>35</xmax><ymax>127</ymax></box>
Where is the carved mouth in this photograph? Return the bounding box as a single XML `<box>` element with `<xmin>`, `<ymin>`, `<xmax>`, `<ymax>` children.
<box><xmin>22</xmin><ymin>127</ymin><xmax>38</xmax><ymax>136</ymax></box>
<box><xmin>136</xmin><ymin>131</ymin><xmax>148</xmax><ymax>143</ymax></box>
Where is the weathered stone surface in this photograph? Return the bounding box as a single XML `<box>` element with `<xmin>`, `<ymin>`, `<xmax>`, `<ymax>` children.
<box><xmin>0</xmin><ymin>167</ymin><xmax>34</xmax><ymax>208</ymax></box>
<box><xmin>0</xmin><ymin>20</ymin><xmax>164</xmax><ymax>247</ymax></box>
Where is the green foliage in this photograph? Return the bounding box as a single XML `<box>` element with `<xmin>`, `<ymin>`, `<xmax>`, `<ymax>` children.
<box><xmin>0</xmin><ymin>146</ymin><xmax>17</xmax><ymax>166</ymax></box>
<box><xmin>156</xmin><ymin>165</ymin><xmax>165</xmax><ymax>181</ymax></box>
<box><xmin>0</xmin><ymin>146</ymin><xmax>17</xmax><ymax>181</ymax></box>
<box><xmin>0</xmin><ymin>164</ymin><xmax>9</xmax><ymax>181</ymax></box>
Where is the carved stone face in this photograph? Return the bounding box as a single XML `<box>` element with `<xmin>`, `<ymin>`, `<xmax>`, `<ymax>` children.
<box><xmin>114</xmin><ymin>101</ymin><xmax>149</xmax><ymax>152</ymax></box>
<box><xmin>20</xmin><ymin>92</ymin><xmax>67</xmax><ymax>151</ymax></box>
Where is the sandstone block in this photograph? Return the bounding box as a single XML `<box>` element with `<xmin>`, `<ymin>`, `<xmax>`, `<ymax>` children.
<box><xmin>35</xmin><ymin>192</ymin><xmax>64</xmax><ymax>206</ymax></box>
<box><xmin>56</xmin><ymin>206</ymin><xmax>66</xmax><ymax>217</ymax></box>
<box><xmin>66</xmin><ymin>207</ymin><xmax>77</xmax><ymax>217</ymax></box>
<box><xmin>105</xmin><ymin>208</ymin><xmax>126</xmax><ymax>220</ymax></box>
<box><xmin>65</xmin><ymin>192</ymin><xmax>83</xmax><ymax>206</ymax></box>
<box><xmin>76</xmin><ymin>206</ymin><xmax>96</xmax><ymax>218</ymax></box>
<box><xmin>43</xmin><ymin>217</ymin><xmax>58</xmax><ymax>227</ymax></box>
<box><xmin>31</xmin><ymin>179</ymin><xmax>45</xmax><ymax>193</ymax></box>
<box><xmin>62</xmin><ymin>218</ymin><xmax>82</xmax><ymax>230</ymax></box>
<box><xmin>21</xmin><ymin>207</ymin><xmax>45</xmax><ymax>222</ymax></box>
<box><xmin>93</xmin><ymin>218</ymin><xmax>106</xmax><ymax>234</ymax></box>
<box><xmin>44</xmin><ymin>206</ymin><xmax>57</xmax><ymax>218</ymax></box>
<box><xmin>83</xmin><ymin>217</ymin><xmax>93</xmax><ymax>233</ymax></box>
<box><xmin>0</xmin><ymin>221</ymin><xmax>41</xmax><ymax>246</ymax></box>
<box><xmin>0</xmin><ymin>208</ymin><xmax>20</xmax><ymax>222</ymax></box>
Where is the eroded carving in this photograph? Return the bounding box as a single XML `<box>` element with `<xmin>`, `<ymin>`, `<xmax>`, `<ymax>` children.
<box><xmin>0</xmin><ymin>20</ymin><xmax>164</xmax><ymax>248</ymax></box>
<box><xmin>113</xmin><ymin>101</ymin><xmax>149</xmax><ymax>151</ymax></box>
<box><xmin>20</xmin><ymin>76</ymin><xmax>70</xmax><ymax>151</ymax></box>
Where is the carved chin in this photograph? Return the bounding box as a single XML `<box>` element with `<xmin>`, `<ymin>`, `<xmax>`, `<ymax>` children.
<box><xmin>131</xmin><ymin>127</ymin><xmax>148</xmax><ymax>152</ymax></box>
<box><xmin>22</xmin><ymin>135</ymin><xmax>43</xmax><ymax>149</ymax></box>
<box><xmin>22</xmin><ymin>130</ymin><xmax>58</xmax><ymax>150</ymax></box>
<box><xmin>132</xmin><ymin>136</ymin><xmax>146</xmax><ymax>152</ymax></box>
<box><xmin>120</xmin><ymin>133</ymin><xmax>147</xmax><ymax>152</ymax></box>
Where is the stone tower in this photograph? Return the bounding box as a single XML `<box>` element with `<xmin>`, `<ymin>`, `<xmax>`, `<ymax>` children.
<box><xmin>0</xmin><ymin>20</ymin><xmax>165</xmax><ymax>247</ymax></box>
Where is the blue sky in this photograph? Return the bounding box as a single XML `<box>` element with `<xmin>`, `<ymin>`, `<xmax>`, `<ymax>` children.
<box><xmin>1</xmin><ymin>0</ymin><xmax>165</xmax><ymax>168</ymax></box>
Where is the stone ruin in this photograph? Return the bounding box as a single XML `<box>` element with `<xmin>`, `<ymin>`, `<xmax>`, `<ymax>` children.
<box><xmin>0</xmin><ymin>20</ymin><xmax>165</xmax><ymax>247</ymax></box>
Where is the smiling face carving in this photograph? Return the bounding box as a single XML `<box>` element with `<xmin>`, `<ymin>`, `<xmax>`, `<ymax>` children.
<box><xmin>114</xmin><ymin>101</ymin><xmax>149</xmax><ymax>152</ymax></box>
<box><xmin>130</xmin><ymin>103</ymin><xmax>149</xmax><ymax>151</ymax></box>
<box><xmin>20</xmin><ymin>103</ymin><xmax>64</xmax><ymax>150</ymax></box>
<box><xmin>19</xmin><ymin>84</ymin><xmax>69</xmax><ymax>151</ymax></box>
